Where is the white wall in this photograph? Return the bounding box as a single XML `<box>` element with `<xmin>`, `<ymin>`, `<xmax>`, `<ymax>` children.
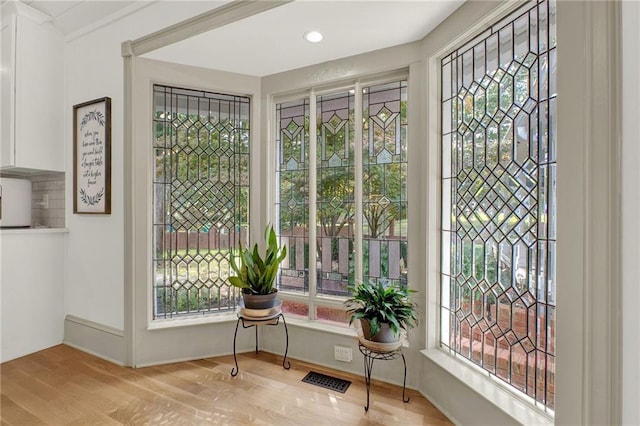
<box><xmin>622</xmin><ymin>1</ymin><xmax>640</xmax><ymax>424</ymax></box>
<box><xmin>1</xmin><ymin>231</ymin><xmax>66</xmax><ymax>362</ymax></box>
<box><xmin>64</xmin><ymin>2</ymin><xmax>223</xmax><ymax>331</ymax></box>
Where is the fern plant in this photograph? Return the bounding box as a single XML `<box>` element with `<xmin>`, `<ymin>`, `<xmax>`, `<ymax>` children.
<box><xmin>345</xmin><ymin>279</ymin><xmax>417</xmax><ymax>337</ymax></box>
<box><xmin>229</xmin><ymin>225</ymin><xmax>287</xmax><ymax>295</ymax></box>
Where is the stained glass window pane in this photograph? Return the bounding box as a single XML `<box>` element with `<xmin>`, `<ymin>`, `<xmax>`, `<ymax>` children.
<box><xmin>363</xmin><ymin>81</ymin><xmax>408</xmax><ymax>286</ymax></box>
<box><xmin>275</xmin><ymin>79</ymin><xmax>408</xmax><ymax>307</ymax></box>
<box><xmin>441</xmin><ymin>0</ymin><xmax>556</xmax><ymax>411</ymax></box>
<box><xmin>281</xmin><ymin>300</ymin><xmax>309</xmax><ymax>318</ymax></box>
<box><xmin>316</xmin><ymin>91</ymin><xmax>354</xmax><ymax>296</ymax></box>
<box><xmin>152</xmin><ymin>85</ymin><xmax>250</xmax><ymax>319</ymax></box>
<box><xmin>276</xmin><ymin>99</ymin><xmax>310</xmax><ymax>293</ymax></box>
<box><xmin>316</xmin><ymin>306</ymin><xmax>350</xmax><ymax>326</ymax></box>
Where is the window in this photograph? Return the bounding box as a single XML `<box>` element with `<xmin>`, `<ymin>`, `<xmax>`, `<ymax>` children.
<box><xmin>276</xmin><ymin>80</ymin><xmax>408</xmax><ymax>322</ymax></box>
<box><xmin>152</xmin><ymin>85</ymin><xmax>250</xmax><ymax>319</ymax></box>
<box><xmin>362</xmin><ymin>83</ymin><xmax>408</xmax><ymax>286</ymax></box>
<box><xmin>441</xmin><ymin>0</ymin><xmax>556</xmax><ymax>411</ymax></box>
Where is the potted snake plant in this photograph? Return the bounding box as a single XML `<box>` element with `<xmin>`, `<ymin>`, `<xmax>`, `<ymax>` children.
<box><xmin>345</xmin><ymin>279</ymin><xmax>417</xmax><ymax>344</ymax></box>
<box><xmin>229</xmin><ymin>225</ymin><xmax>287</xmax><ymax>309</ymax></box>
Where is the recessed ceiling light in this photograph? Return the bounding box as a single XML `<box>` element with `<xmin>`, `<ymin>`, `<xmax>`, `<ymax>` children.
<box><xmin>304</xmin><ymin>31</ymin><xmax>323</xmax><ymax>43</ymax></box>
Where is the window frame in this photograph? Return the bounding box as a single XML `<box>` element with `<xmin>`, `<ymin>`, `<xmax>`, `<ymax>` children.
<box><xmin>420</xmin><ymin>1</ymin><xmax>556</xmax><ymax>424</ymax></box>
<box><xmin>124</xmin><ymin>56</ymin><xmax>263</xmax><ymax>367</ymax></box>
<box><xmin>150</xmin><ymin>84</ymin><xmax>252</xmax><ymax>320</ymax></box>
<box><xmin>271</xmin><ymin>72</ymin><xmax>410</xmax><ymax>325</ymax></box>
<box><xmin>438</xmin><ymin>0</ymin><xmax>557</xmax><ymax>413</ymax></box>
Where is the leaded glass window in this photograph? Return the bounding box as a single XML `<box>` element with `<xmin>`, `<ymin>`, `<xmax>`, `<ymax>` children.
<box><xmin>316</xmin><ymin>91</ymin><xmax>355</xmax><ymax>296</ymax></box>
<box><xmin>276</xmin><ymin>79</ymin><xmax>409</xmax><ymax>314</ymax></box>
<box><xmin>153</xmin><ymin>85</ymin><xmax>250</xmax><ymax>319</ymax></box>
<box><xmin>276</xmin><ymin>99</ymin><xmax>310</xmax><ymax>293</ymax></box>
<box><xmin>441</xmin><ymin>0</ymin><xmax>556</xmax><ymax>410</ymax></box>
<box><xmin>363</xmin><ymin>82</ymin><xmax>408</xmax><ymax>286</ymax></box>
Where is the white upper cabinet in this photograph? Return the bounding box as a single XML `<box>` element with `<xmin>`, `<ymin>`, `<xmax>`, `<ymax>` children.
<box><xmin>1</xmin><ymin>5</ymin><xmax>64</xmax><ymax>172</ymax></box>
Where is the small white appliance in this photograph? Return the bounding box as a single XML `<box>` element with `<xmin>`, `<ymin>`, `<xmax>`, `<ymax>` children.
<box><xmin>0</xmin><ymin>177</ymin><xmax>32</xmax><ymax>228</ymax></box>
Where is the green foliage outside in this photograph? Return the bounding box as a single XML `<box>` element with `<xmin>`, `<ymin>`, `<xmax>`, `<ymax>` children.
<box><xmin>278</xmin><ymin>99</ymin><xmax>408</xmax><ymax>241</ymax></box>
<box><xmin>153</xmin><ymin>90</ymin><xmax>250</xmax><ymax>316</ymax></box>
<box><xmin>277</xmin><ymin>92</ymin><xmax>409</xmax><ymax>294</ymax></box>
<box><xmin>153</xmin><ymin>109</ymin><xmax>249</xmax><ymax>234</ymax></box>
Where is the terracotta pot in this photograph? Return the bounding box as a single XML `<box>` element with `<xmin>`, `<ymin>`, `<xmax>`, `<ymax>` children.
<box><xmin>360</xmin><ymin>319</ymin><xmax>400</xmax><ymax>343</ymax></box>
<box><xmin>242</xmin><ymin>289</ymin><xmax>278</xmax><ymax>309</ymax></box>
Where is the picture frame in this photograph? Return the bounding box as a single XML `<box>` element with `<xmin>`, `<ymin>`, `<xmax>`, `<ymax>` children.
<box><xmin>73</xmin><ymin>97</ymin><xmax>111</xmax><ymax>214</ymax></box>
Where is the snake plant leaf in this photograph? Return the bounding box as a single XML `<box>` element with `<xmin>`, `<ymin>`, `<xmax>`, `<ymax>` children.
<box><xmin>229</xmin><ymin>276</ymin><xmax>250</xmax><ymax>289</ymax></box>
<box><xmin>226</xmin><ymin>224</ymin><xmax>287</xmax><ymax>295</ymax></box>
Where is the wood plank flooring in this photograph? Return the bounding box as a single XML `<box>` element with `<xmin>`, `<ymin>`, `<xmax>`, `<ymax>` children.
<box><xmin>1</xmin><ymin>345</ymin><xmax>452</xmax><ymax>425</ymax></box>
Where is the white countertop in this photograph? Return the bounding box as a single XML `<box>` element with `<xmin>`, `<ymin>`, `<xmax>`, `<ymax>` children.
<box><xmin>0</xmin><ymin>227</ymin><xmax>68</xmax><ymax>235</ymax></box>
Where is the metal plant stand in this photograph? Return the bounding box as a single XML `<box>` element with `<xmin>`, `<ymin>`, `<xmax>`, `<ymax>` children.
<box><xmin>231</xmin><ymin>312</ymin><xmax>290</xmax><ymax>377</ymax></box>
<box><xmin>358</xmin><ymin>343</ymin><xmax>409</xmax><ymax>412</ymax></box>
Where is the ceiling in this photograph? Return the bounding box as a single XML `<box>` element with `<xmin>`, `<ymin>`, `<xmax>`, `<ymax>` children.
<box><xmin>142</xmin><ymin>1</ymin><xmax>465</xmax><ymax>76</ymax></box>
<box><xmin>1</xmin><ymin>0</ymin><xmax>153</xmax><ymax>36</ymax></box>
<box><xmin>2</xmin><ymin>0</ymin><xmax>465</xmax><ymax>76</ymax></box>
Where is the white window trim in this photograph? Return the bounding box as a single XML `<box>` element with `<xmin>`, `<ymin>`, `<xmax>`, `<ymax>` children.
<box><xmin>121</xmin><ymin>0</ymin><xmax>623</xmax><ymax>420</ymax></box>
<box><xmin>147</xmin><ymin>313</ymin><xmax>239</xmax><ymax>330</ymax></box>
<box><xmin>308</xmin><ymin>87</ymin><xmax>317</xmax><ymax>318</ymax></box>
<box><xmin>621</xmin><ymin>2</ymin><xmax>640</xmax><ymax>424</ymax></box>
<box><xmin>146</xmin><ymin>81</ymin><xmax>254</xmax><ymax>325</ymax></box>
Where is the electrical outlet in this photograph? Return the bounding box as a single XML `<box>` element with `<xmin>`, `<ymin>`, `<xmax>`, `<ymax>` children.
<box><xmin>334</xmin><ymin>345</ymin><xmax>352</xmax><ymax>363</ymax></box>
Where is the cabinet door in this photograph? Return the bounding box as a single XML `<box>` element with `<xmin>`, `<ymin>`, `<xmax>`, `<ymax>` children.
<box><xmin>13</xmin><ymin>16</ymin><xmax>64</xmax><ymax>171</ymax></box>
<box><xmin>1</xmin><ymin>18</ymin><xmax>16</xmax><ymax>168</ymax></box>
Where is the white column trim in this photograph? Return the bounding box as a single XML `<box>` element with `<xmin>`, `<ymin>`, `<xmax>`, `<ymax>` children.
<box><xmin>308</xmin><ymin>89</ymin><xmax>318</xmax><ymax>318</ymax></box>
<box><xmin>621</xmin><ymin>1</ymin><xmax>640</xmax><ymax>424</ymax></box>
<box><xmin>556</xmin><ymin>1</ymin><xmax>622</xmax><ymax>424</ymax></box>
<box><xmin>354</xmin><ymin>82</ymin><xmax>364</xmax><ymax>283</ymax></box>
<box><xmin>122</xmin><ymin>41</ymin><xmax>135</xmax><ymax>367</ymax></box>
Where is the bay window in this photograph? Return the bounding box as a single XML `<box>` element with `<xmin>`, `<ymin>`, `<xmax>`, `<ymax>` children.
<box><xmin>275</xmin><ymin>79</ymin><xmax>408</xmax><ymax>322</ymax></box>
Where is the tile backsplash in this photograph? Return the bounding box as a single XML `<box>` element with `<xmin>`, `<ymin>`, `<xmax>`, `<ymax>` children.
<box><xmin>31</xmin><ymin>172</ymin><xmax>65</xmax><ymax>228</ymax></box>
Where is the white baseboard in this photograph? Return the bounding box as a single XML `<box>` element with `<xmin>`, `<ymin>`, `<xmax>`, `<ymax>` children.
<box><xmin>63</xmin><ymin>315</ymin><xmax>126</xmax><ymax>365</ymax></box>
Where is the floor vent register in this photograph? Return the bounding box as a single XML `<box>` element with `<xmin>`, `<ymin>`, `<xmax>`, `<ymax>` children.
<box><xmin>301</xmin><ymin>371</ymin><xmax>351</xmax><ymax>393</ymax></box>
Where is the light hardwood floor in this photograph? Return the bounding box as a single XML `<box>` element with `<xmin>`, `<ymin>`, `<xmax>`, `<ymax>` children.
<box><xmin>1</xmin><ymin>345</ymin><xmax>452</xmax><ymax>425</ymax></box>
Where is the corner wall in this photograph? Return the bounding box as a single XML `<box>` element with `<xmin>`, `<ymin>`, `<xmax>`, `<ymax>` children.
<box><xmin>64</xmin><ymin>2</ymin><xmax>220</xmax><ymax>337</ymax></box>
